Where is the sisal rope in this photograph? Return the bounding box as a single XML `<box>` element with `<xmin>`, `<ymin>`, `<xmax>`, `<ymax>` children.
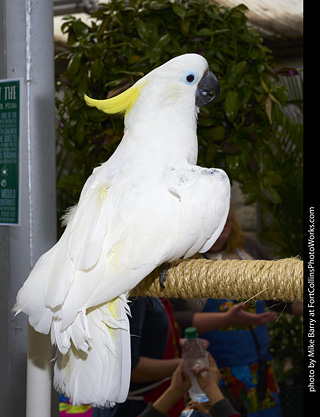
<box><xmin>129</xmin><ymin>258</ymin><xmax>303</xmax><ymax>302</ymax></box>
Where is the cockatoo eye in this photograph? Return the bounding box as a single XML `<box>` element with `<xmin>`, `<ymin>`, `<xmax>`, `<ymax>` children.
<box><xmin>183</xmin><ymin>71</ymin><xmax>197</xmax><ymax>85</ymax></box>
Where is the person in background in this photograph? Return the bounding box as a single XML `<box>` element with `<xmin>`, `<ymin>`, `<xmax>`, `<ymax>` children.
<box><xmin>139</xmin><ymin>352</ymin><xmax>242</xmax><ymax>417</ymax></box>
<box><xmin>172</xmin><ymin>206</ymin><xmax>303</xmax><ymax>417</ymax></box>
<box><xmin>93</xmin><ymin>297</ymin><xmax>183</xmax><ymax>417</ymax></box>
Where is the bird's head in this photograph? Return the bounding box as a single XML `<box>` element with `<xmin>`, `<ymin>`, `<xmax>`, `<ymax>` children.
<box><xmin>84</xmin><ymin>53</ymin><xmax>219</xmax><ymax>118</ymax></box>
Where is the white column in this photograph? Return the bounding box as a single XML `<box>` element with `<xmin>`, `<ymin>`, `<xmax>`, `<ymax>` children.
<box><xmin>26</xmin><ymin>326</ymin><xmax>53</xmax><ymax>417</ymax></box>
<box><xmin>0</xmin><ymin>0</ymin><xmax>58</xmax><ymax>416</ymax></box>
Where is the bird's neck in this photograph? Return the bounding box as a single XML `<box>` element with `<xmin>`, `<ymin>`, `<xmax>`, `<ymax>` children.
<box><xmin>120</xmin><ymin>107</ymin><xmax>199</xmax><ymax>168</ymax></box>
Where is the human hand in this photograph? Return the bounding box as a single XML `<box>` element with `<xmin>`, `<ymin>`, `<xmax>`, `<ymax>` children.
<box><xmin>185</xmin><ymin>400</ymin><xmax>212</xmax><ymax>414</ymax></box>
<box><xmin>152</xmin><ymin>361</ymin><xmax>191</xmax><ymax>414</ymax></box>
<box><xmin>169</xmin><ymin>360</ymin><xmax>191</xmax><ymax>398</ymax></box>
<box><xmin>190</xmin><ymin>353</ymin><xmax>224</xmax><ymax>405</ymax></box>
<box><xmin>226</xmin><ymin>302</ymin><xmax>277</xmax><ymax>327</ymax></box>
<box><xmin>191</xmin><ymin>352</ymin><xmax>221</xmax><ymax>387</ymax></box>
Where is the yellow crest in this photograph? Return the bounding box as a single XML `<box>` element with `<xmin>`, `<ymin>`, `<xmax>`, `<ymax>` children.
<box><xmin>84</xmin><ymin>84</ymin><xmax>143</xmax><ymax>116</ymax></box>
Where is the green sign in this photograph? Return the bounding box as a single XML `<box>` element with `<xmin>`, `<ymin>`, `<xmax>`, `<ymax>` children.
<box><xmin>0</xmin><ymin>79</ymin><xmax>20</xmax><ymax>225</ymax></box>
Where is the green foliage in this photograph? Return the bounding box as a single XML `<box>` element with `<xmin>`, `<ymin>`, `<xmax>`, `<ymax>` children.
<box><xmin>256</xmin><ymin>71</ymin><xmax>303</xmax><ymax>258</ymax></box>
<box><xmin>55</xmin><ymin>0</ymin><xmax>302</xmax><ymax>259</ymax></box>
<box><xmin>269</xmin><ymin>313</ymin><xmax>303</xmax><ymax>384</ymax></box>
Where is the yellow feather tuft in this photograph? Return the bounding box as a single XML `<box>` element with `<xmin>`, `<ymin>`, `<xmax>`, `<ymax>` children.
<box><xmin>84</xmin><ymin>84</ymin><xmax>143</xmax><ymax>116</ymax></box>
<box><xmin>107</xmin><ymin>300</ymin><xmax>117</xmax><ymax>319</ymax></box>
<box><xmin>100</xmin><ymin>185</ymin><xmax>109</xmax><ymax>202</ymax></box>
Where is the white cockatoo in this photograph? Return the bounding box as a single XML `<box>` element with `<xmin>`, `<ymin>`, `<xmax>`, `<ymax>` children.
<box><xmin>15</xmin><ymin>53</ymin><xmax>230</xmax><ymax>407</ymax></box>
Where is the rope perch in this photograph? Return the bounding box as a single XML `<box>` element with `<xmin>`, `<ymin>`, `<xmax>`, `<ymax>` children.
<box><xmin>129</xmin><ymin>258</ymin><xmax>303</xmax><ymax>302</ymax></box>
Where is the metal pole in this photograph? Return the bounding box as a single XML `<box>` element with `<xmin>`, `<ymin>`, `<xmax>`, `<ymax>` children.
<box><xmin>26</xmin><ymin>325</ymin><xmax>53</xmax><ymax>417</ymax></box>
<box><xmin>0</xmin><ymin>0</ymin><xmax>57</xmax><ymax>416</ymax></box>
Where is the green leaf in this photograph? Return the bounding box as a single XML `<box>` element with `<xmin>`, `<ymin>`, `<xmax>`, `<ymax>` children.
<box><xmin>149</xmin><ymin>0</ymin><xmax>171</xmax><ymax>10</ymax></box>
<box><xmin>148</xmin><ymin>47</ymin><xmax>162</xmax><ymax>64</ymax></box>
<box><xmin>197</xmin><ymin>28</ymin><xmax>214</xmax><ymax>36</ymax></box>
<box><xmin>204</xmin><ymin>143</ymin><xmax>218</xmax><ymax>165</ymax></box>
<box><xmin>261</xmin><ymin>185</ymin><xmax>282</xmax><ymax>204</ymax></box>
<box><xmin>211</xmin><ymin>126</ymin><xmax>226</xmax><ymax>141</ymax></box>
<box><xmin>158</xmin><ymin>33</ymin><xmax>171</xmax><ymax>47</ymax></box>
<box><xmin>265</xmin><ymin>96</ymin><xmax>272</xmax><ymax>124</ymax></box>
<box><xmin>172</xmin><ymin>2</ymin><xmax>186</xmax><ymax>18</ymax></box>
<box><xmin>224</xmin><ymin>90</ymin><xmax>240</xmax><ymax>121</ymax></box>
<box><xmin>234</xmin><ymin>61</ymin><xmax>247</xmax><ymax>80</ymax></box>
<box><xmin>265</xmin><ymin>170</ymin><xmax>283</xmax><ymax>186</ymax></box>
<box><xmin>225</xmin><ymin>154</ymin><xmax>242</xmax><ymax>177</ymax></box>
<box><xmin>76</xmin><ymin>121</ymin><xmax>85</xmax><ymax>144</ymax></box>
<box><xmin>130</xmin><ymin>37</ymin><xmax>147</xmax><ymax>52</ymax></box>
<box><xmin>91</xmin><ymin>58</ymin><xmax>104</xmax><ymax>81</ymax></box>
<box><xmin>67</xmin><ymin>52</ymin><xmax>82</xmax><ymax>78</ymax></box>
<box><xmin>88</xmin><ymin>108</ymin><xmax>109</xmax><ymax>122</ymax></box>
<box><xmin>135</xmin><ymin>18</ymin><xmax>151</xmax><ymax>43</ymax></box>
<box><xmin>179</xmin><ymin>19</ymin><xmax>190</xmax><ymax>36</ymax></box>
<box><xmin>213</xmin><ymin>28</ymin><xmax>231</xmax><ymax>35</ymax></box>
<box><xmin>231</xmin><ymin>4</ymin><xmax>249</xmax><ymax>12</ymax></box>
<box><xmin>76</xmin><ymin>75</ymin><xmax>88</xmax><ymax>96</ymax></box>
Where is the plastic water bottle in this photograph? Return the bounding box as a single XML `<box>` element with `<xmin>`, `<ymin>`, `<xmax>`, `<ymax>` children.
<box><xmin>182</xmin><ymin>327</ymin><xmax>209</xmax><ymax>402</ymax></box>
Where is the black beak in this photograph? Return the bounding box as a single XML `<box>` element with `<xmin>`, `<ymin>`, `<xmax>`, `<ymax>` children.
<box><xmin>196</xmin><ymin>70</ymin><xmax>220</xmax><ymax>107</ymax></box>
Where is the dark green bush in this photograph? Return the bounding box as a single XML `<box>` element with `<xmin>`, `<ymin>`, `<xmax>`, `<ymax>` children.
<box><xmin>55</xmin><ymin>0</ymin><xmax>302</xmax><ymax>258</ymax></box>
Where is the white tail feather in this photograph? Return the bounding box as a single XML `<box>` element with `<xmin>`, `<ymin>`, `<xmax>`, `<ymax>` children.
<box><xmin>53</xmin><ymin>297</ymin><xmax>131</xmax><ymax>407</ymax></box>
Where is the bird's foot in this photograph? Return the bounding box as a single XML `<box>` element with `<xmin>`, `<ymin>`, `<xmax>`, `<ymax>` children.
<box><xmin>159</xmin><ymin>262</ymin><xmax>170</xmax><ymax>288</ymax></box>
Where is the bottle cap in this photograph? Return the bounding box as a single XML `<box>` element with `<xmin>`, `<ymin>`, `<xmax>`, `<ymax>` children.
<box><xmin>185</xmin><ymin>327</ymin><xmax>198</xmax><ymax>339</ymax></box>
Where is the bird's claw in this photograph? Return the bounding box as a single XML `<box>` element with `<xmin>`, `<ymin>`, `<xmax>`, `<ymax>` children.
<box><xmin>159</xmin><ymin>262</ymin><xmax>169</xmax><ymax>288</ymax></box>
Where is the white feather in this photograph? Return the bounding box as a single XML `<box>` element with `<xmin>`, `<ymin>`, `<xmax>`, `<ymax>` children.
<box><xmin>54</xmin><ymin>296</ymin><xmax>131</xmax><ymax>407</ymax></box>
